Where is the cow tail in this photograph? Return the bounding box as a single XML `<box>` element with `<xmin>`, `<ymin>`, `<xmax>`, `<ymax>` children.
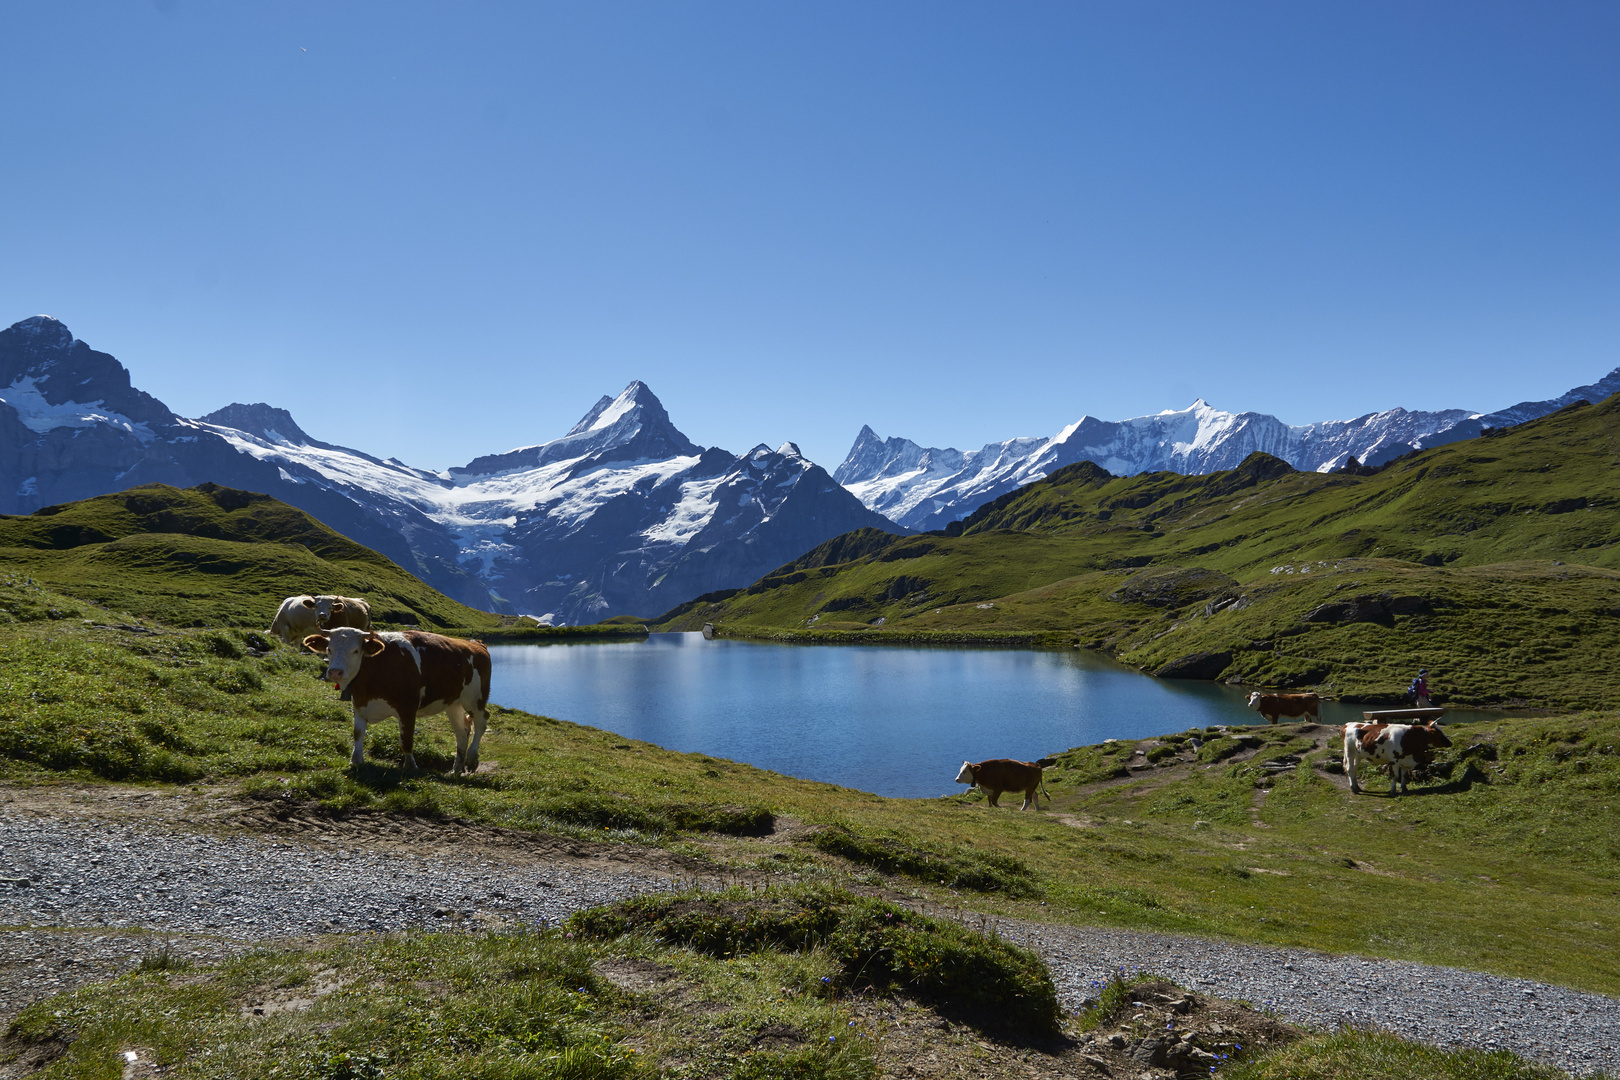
<box><xmin>1038</xmin><ymin>778</ymin><xmax>1051</xmax><ymax>805</ymax></box>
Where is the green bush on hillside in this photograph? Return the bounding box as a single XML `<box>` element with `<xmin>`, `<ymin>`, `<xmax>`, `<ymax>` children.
<box><xmin>569</xmin><ymin>885</ymin><xmax>1062</xmax><ymax>1033</ymax></box>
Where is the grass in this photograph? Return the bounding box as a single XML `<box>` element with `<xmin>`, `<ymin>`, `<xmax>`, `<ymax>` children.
<box><xmin>568</xmin><ymin>884</ymin><xmax>1062</xmax><ymax>1034</ymax></box>
<box><xmin>0</xmin><ymin>482</ymin><xmax>499</xmax><ymax>630</ymax></box>
<box><xmin>3</xmin><ymin>921</ymin><xmax>870</xmax><ymax>1079</ymax></box>
<box><xmin>4</xmin><ymin>576</ymin><xmax>1619</xmax><ymax>1001</ymax></box>
<box><xmin>2</xmin><ymin>473</ymin><xmax>1619</xmax><ymax>1075</ymax></box>
<box><xmin>3</xmin><ymin>920</ymin><xmax>1586</xmax><ymax>1080</ymax></box>
<box><xmin>653</xmin><ymin>396</ymin><xmax>1620</xmax><ymax>709</ymax></box>
<box><xmin>1224</xmin><ymin>1029</ymin><xmax>1573</xmax><ymax>1080</ymax></box>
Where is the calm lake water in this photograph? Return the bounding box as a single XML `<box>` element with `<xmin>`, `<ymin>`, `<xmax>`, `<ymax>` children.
<box><xmin>488</xmin><ymin>633</ymin><xmax>1481</xmax><ymax>799</ymax></box>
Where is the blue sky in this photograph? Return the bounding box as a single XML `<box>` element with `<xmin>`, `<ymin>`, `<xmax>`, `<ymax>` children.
<box><xmin>2</xmin><ymin>2</ymin><xmax>1616</xmax><ymax>471</ymax></box>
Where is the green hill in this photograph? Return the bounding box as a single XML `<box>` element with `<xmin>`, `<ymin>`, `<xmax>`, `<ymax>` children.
<box><xmin>656</xmin><ymin>396</ymin><xmax>1620</xmax><ymax>708</ymax></box>
<box><xmin>0</xmin><ymin>482</ymin><xmax>499</xmax><ymax>630</ymax></box>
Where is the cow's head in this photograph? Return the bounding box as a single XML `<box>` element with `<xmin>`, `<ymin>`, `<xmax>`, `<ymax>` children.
<box><xmin>303</xmin><ymin>627</ymin><xmax>387</xmax><ymax>698</ymax></box>
<box><xmin>1420</xmin><ymin>722</ymin><xmax>1452</xmax><ymax>750</ymax></box>
<box><xmin>955</xmin><ymin>761</ymin><xmax>977</xmax><ymax>786</ymax></box>
<box><xmin>314</xmin><ymin>595</ymin><xmax>346</xmax><ymax>629</ymax></box>
<box><xmin>1247</xmin><ymin>691</ymin><xmax>1262</xmax><ymax>708</ymax></box>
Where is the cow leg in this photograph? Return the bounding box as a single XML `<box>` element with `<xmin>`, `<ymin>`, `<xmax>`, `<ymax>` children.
<box><xmin>1021</xmin><ymin>786</ymin><xmax>1036</xmax><ymax>811</ymax></box>
<box><xmin>350</xmin><ymin>711</ymin><xmax>367</xmax><ymax>770</ymax></box>
<box><xmin>446</xmin><ymin>704</ymin><xmax>471</xmax><ymax>776</ymax></box>
<box><xmin>465</xmin><ymin>705</ymin><xmax>487</xmax><ymax>773</ymax></box>
<box><xmin>984</xmin><ymin>788</ymin><xmax>1001</xmax><ymax>807</ymax></box>
<box><xmin>398</xmin><ymin>709</ymin><xmax>419</xmax><ymax>774</ymax></box>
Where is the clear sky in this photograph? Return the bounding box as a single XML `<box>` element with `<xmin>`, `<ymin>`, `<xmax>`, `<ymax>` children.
<box><xmin>2</xmin><ymin>2</ymin><xmax>1616</xmax><ymax>472</ymax></box>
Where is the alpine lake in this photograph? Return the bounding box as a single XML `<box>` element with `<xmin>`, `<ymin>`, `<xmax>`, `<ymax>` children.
<box><xmin>489</xmin><ymin>634</ymin><xmax>1495</xmax><ymax>798</ymax></box>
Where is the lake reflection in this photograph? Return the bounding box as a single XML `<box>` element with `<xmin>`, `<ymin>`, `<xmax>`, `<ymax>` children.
<box><xmin>488</xmin><ymin>634</ymin><xmax>1462</xmax><ymax>799</ymax></box>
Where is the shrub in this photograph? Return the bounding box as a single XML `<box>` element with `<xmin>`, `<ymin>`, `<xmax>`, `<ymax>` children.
<box><xmin>570</xmin><ymin>885</ymin><xmax>1062</xmax><ymax>1033</ymax></box>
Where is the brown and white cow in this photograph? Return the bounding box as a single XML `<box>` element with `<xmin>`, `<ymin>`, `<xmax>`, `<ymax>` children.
<box><xmin>1343</xmin><ymin>721</ymin><xmax>1452</xmax><ymax>795</ymax></box>
<box><xmin>954</xmin><ymin>759</ymin><xmax>1049</xmax><ymax>810</ymax></box>
<box><xmin>1247</xmin><ymin>691</ymin><xmax>1321</xmax><ymax>725</ymax></box>
<box><xmin>314</xmin><ymin>595</ymin><xmax>373</xmax><ymax>632</ymax></box>
<box><xmin>303</xmin><ymin>628</ymin><xmax>490</xmax><ymax>776</ymax></box>
<box><xmin>269</xmin><ymin>595</ymin><xmax>321</xmax><ymax>646</ymax></box>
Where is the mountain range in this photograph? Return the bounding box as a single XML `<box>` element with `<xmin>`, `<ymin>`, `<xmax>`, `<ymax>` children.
<box><xmin>835</xmin><ymin>373</ymin><xmax>1620</xmax><ymax>531</ymax></box>
<box><xmin>0</xmin><ymin>316</ymin><xmax>895</xmax><ymax>623</ymax></box>
<box><xmin>4</xmin><ymin>311</ymin><xmax>1616</xmax><ymax>622</ymax></box>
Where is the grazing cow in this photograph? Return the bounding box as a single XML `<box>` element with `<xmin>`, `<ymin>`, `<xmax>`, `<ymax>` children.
<box><xmin>303</xmin><ymin>628</ymin><xmax>490</xmax><ymax>776</ymax></box>
<box><xmin>954</xmin><ymin>759</ymin><xmax>1049</xmax><ymax>810</ymax></box>
<box><xmin>1343</xmin><ymin>721</ymin><xmax>1452</xmax><ymax>795</ymax></box>
<box><xmin>314</xmin><ymin>594</ymin><xmax>373</xmax><ymax>632</ymax></box>
<box><xmin>1247</xmin><ymin>691</ymin><xmax>1321</xmax><ymax>725</ymax></box>
<box><xmin>268</xmin><ymin>595</ymin><xmax>320</xmax><ymax>646</ymax></box>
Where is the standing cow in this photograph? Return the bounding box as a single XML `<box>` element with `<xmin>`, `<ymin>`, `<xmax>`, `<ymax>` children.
<box><xmin>1247</xmin><ymin>691</ymin><xmax>1321</xmax><ymax>725</ymax></box>
<box><xmin>304</xmin><ymin>627</ymin><xmax>490</xmax><ymax>777</ymax></box>
<box><xmin>1343</xmin><ymin>721</ymin><xmax>1452</xmax><ymax>795</ymax></box>
<box><xmin>268</xmin><ymin>595</ymin><xmax>321</xmax><ymax>646</ymax></box>
<box><xmin>314</xmin><ymin>595</ymin><xmax>373</xmax><ymax>632</ymax></box>
<box><xmin>955</xmin><ymin>759</ymin><xmax>1049</xmax><ymax>810</ymax></box>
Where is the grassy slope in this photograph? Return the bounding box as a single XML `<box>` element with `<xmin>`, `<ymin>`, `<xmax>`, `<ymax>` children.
<box><xmin>656</xmin><ymin>397</ymin><xmax>1620</xmax><ymax>708</ymax></box>
<box><xmin>1</xmin><ymin>572</ymin><xmax>1614</xmax><ymax>1078</ymax></box>
<box><xmin>2</xmin><ymin>574</ymin><xmax>1616</xmax><ymax>999</ymax></box>
<box><xmin>0</xmin><ymin>482</ymin><xmax>501</xmax><ymax>630</ymax></box>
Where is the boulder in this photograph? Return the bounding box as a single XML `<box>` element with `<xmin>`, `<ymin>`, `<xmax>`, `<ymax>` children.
<box><xmin>1153</xmin><ymin>651</ymin><xmax>1234</xmax><ymax>680</ymax></box>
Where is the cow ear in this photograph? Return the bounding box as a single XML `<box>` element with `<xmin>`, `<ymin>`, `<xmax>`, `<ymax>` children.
<box><xmin>302</xmin><ymin>633</ymin><xmax>329</xmax><ymax>654</ymax></box>
<box><xmin>362</xmin><ymin>634</ymin><xmax>388</xmax><ymax>657</ymax></box>
<box><xmin>301</xmin><ymin>597</ymin><xmax>316</xmax><ymax>608</ymax></box>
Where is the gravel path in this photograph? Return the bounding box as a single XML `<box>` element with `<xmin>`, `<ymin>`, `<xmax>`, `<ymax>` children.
<box><xmin>4</xmin><ymin>814</ymin><xmax>1617</xmax><ymax>1077</ymax></box>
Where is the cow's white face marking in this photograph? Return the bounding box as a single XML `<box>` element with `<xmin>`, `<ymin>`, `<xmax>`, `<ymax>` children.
<box><xmin>318</xmin><ymin>627</ymin><xmax>373</xmax><ymax>691</ymax></box>
<box><xmin>955</xmin><ymin>761</ymin><xmax>975</xmax><ymax>785</ymax></box>
<box><xmin>1247</xmin><ymin>691</ymin><xmax>1262</xmax><ymax>708</ymax></box>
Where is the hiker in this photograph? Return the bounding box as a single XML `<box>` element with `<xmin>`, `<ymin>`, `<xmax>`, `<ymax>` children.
<box><xmin>1408</xmin><ymin>668</ymin><xmax>1431</xmax><ymax>708</ymax></box>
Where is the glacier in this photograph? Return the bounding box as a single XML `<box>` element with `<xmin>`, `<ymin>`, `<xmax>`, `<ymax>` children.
<box><xmin>0</xmin><ymin>317</ymin><xmax>898</xmax><ymax>624</ymax></box>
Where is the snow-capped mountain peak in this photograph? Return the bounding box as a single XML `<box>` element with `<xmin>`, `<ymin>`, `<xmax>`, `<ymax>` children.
<box><xmin>10</xmin><ymin>315</ymin><xmax>73</xmax><ymax>350</ymax></box>
<box><xmin>197</xmin><ymin>403</ymin><xmax>314</xmax><ymax>446</ymax></box>
<box><xmin>838</xmin><ymin>369</ymin><xmax>1620</xmax><ymax>532</ymax></box>
<box><xmin>452</xmin><ymin>380</ymin><xmax>700</xmax><ymax>481</ymax></box>
<box><xmin>0</xmin><ymin>316</ymin><xmax>174</xmax><ymax>442</ymax></box>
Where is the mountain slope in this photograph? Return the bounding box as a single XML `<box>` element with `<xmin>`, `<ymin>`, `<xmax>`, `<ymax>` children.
<box><xmin>0</xmin><ymin>316</ymin><xmax>900</xmax><ymax>623</ymax></box>
<box><xmin>665</xmin><ymin>396</ymin><xmax>1620</xmax><ymax>707</ymax></box>
<box><xmin>0</xmin><ymin>482</ymin><xmax>499</xmax><ymax>629</ymax></box>
<box><xmin>837</xmin><ymin>372</ymin><xmax>1620</xmax><ymax>531</ymax></box>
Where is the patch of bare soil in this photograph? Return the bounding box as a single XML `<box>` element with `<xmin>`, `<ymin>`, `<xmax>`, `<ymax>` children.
<box><xmin>240</xmin><ymin>968</ymin><xmax>349</xmax><ymax>1019</ymax></box>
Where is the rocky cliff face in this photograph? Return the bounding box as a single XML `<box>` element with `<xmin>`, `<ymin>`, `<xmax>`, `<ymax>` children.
<box><xmin>0</xmin><ymin>317</ymin><xmax>901</xmax><ymax>623</ymax></box>
<box><xmin>837</xmin><ymin>381</ymin><xmax>1617</xmax><ymax>532</ymax></box>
